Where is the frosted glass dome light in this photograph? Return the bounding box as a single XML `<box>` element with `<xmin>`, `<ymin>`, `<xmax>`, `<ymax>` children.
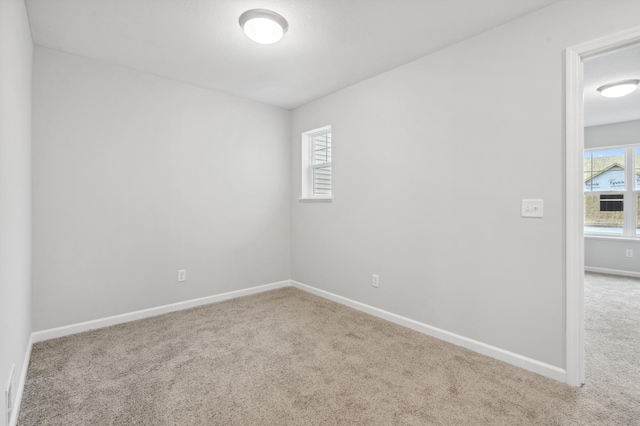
<box><xmin>597</xmin><ymin>79</ymin><xmax>639</xmax><ymax>98</ymax></box>
<box><xmin>239</xmin><ymin>9</ymin><xmax>288</xmax><ymax>45</ymax></box>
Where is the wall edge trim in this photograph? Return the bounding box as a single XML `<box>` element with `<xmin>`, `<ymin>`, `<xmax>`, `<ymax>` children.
<box><xmin>9</xmin><ymin>334</ymin><xmax>33</xmax><ymax>426</ymax></box>
<box><xmin>585</xmin><ymin>266</ymin><xmax>640</xmax><ymax>278</ymax></box>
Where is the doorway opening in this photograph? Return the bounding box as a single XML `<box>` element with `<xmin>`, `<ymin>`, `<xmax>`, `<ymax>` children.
<box><xmin>566</xmin><ymin>26</ymin><xmax>640</xmax><ymax>387</ymax></box>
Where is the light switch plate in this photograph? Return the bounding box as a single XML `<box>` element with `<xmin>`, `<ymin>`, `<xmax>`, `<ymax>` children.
<box><xmin>522</xmin><ymin>199</ymin><xmax>543</xmax><ymax>218</ymax></box>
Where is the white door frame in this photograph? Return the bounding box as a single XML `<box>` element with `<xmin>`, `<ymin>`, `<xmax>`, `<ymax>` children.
<box><xmin>565</xmin><ymin>26</ymin><xmax>640</xmax><ymax>387</ymax></box>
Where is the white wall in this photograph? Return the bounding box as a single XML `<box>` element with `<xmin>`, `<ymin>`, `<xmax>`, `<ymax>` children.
<box><xmin>290</xmin><ymin>0</ymin><xmax>640</xmax><ymax>369</ymax></box>
<box><xmin>585</xmin><ymin>238</ymin><xmax>640</xmax><ymax>276</ymax></box>
<box><xmin>32</xmin><ymin>48</ymin><xmax>291</xmax><ymax>331</ymax></box>
<box><xmin>585</xmin><ymin>119</ymin><xmax>640</xmax><ymax>275</ymax></box>
<box><xmin>585</xmin><ymin>119</ymin><xmax>640</xmax><ymax>149</ymax></box>
<box><xmin>0</xmin><ymin>0</ymin><xmax>33</xmax><ymax>424</ymax></box>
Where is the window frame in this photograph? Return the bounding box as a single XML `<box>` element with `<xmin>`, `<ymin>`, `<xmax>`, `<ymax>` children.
<box><xmin>584</xmin><ymin>144</ymin><xmax>638</xmax><ymax>238</ymax></box>
<box><xmin>299</xmin><ymin>125</ymin><xmax>332</xmax><ymax>202</ymax></box>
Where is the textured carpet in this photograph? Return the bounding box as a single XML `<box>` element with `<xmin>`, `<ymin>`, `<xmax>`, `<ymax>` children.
<box><xmin>18</xmin><ymin>277</ymin><xmax>640</xmax><ymax>425</ymax></box>
<box><xmin>582</xmin><ymin>272</ymin><xmax>640</xmax><ymax>423</ymax></box>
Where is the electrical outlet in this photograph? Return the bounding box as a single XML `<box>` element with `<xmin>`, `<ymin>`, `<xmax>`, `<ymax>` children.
<box><xmin>626</xmin><ymin>249</ymin><xmax>633</xmax><ymax>258</ymax></box>
<box><xmin>177</xmin><ymin>269</ymin><xmax>186</xmax><ymax>282</ymax></box>
<box><xmin>372</xmin><ymin>274</ymin><xmax>379</xmax><ymax>288</ymax></box>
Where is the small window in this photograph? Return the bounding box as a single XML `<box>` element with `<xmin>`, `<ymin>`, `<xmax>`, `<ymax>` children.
<box><xmin>301</xmin><ymin>126</ymin><xmax>332</xmax><ymax>201</ymax></box>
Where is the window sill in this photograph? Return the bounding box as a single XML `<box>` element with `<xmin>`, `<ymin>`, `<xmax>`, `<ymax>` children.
<box><xmin>585</xmin><ymin>234</ymin><xmax>640</xmax><ymax>242</ymax></box>
<box><xmin>298</xmin><ymin>197</ymin><xmax>333</xmax><ymax>203</ymax></box>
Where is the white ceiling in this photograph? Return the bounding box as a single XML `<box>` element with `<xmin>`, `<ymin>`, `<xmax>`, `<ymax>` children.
<box><xmin>584</xmin><ymin>43</ymin><xmax>640</xmax><ymax>127</ymax></box>
<box><xmin>26</xmin><ymin>0</ymin><xmax>562</xmax><ymax>110</ymax></box>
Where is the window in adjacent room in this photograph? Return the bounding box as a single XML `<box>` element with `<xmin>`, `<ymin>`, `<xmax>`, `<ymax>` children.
<box><xmin>300</xmin><ymin>125</ymin><xmax>332</xmax><ymax>202</ymax></box>
<box><xmin>584</xmin><ymin>146</ymin><xmax>640</xmax><ymax>236</ymax></box>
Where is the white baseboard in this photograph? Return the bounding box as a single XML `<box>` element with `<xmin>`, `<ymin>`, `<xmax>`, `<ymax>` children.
<box><xmin>32</xmin><ymin>280</ymin><xmax>290</xmax><ymax>343</ymax></box>
<box><xmin>291</xmin><ymin>280</ymin><xmax>566</xmax><ymax>383</ymax></box>
<box><xmin>585</xmin><ymin>266</ymin><xmax>640</xmax><ymax>278</ymax></box>
<box><xmin>9</xmin><ymin>334</ymin><xmax>32</xmax><ymax>426</ymax></box>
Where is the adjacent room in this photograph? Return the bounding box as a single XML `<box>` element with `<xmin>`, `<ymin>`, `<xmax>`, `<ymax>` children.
<box><xmin>1</xmin><ymin>0</ymin><xmax>639</xmax><ymax>424</ymax></box>
<box><xmin>581</xmin><ymin>41</ymin><xmax>640</xmax><ymax>424</ymax></box>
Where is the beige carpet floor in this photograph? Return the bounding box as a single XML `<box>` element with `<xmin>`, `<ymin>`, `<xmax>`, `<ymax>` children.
<box><xmin>18</xmin><ymin>275</ymin><xmax>640</xmax><ymax>425</ymax></box>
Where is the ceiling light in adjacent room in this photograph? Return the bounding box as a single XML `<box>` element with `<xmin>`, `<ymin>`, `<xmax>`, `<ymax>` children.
<box><xmin>597</xmin><ymin>79</ymin><xmax>639</xmax><ymax>98</ymax></box>
<box><xmin>239</xmin><ymin>9</ymin><xmax>288</xmax><ymax>45</ymax></box>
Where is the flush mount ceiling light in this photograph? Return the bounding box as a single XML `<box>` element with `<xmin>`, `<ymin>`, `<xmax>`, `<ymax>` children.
<box><xmin>239</xmin><ymin>9</ymin><xmax>288</xmax><ymax>45</ymax></box>
<box><xmin>597</xmin><ymin>79</ymin><xmax>640</xmax><ymax>98</ymax></box>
